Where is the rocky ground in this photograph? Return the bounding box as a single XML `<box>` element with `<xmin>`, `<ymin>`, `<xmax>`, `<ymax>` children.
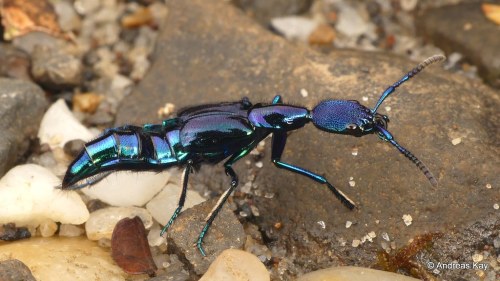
<box><xmin>0</xmin><ymin>0</ymin><xmax>498</xmax><ymax>281</ymax></box>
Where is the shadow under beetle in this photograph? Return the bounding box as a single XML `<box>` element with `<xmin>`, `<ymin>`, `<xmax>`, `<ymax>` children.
<box><xmin>62</xmin><ymin>55</ymin><xmax>444</xmax><ymax>256</ymax></box>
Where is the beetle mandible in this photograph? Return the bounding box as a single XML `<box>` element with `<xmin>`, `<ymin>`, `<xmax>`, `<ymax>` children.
<box><xmin>62</xmin><ymin>55</ymin><xmax>444</xmax><ymax>256</ymax></box>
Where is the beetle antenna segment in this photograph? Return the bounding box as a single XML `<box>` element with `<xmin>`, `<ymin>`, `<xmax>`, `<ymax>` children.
<box><xmin>372</xmin><ymin>54</ymin><xmax>446</xmax><ymax>114</ymax></box>
<box><xmin>376</xmin><ymin>125</ymin><xmax>438</xmax><ymax>187</ymax></box>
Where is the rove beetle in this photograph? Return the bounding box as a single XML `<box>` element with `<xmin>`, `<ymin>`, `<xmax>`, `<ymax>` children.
<box><xmin>62</xmin><ymin>55</ymin><xmax>444</xmax><ymax>256</ymax></box>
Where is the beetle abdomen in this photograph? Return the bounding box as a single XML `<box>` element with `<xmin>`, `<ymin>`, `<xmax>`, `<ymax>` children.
<box><xmin>62</xmin><ymin>127</ymin><xmax>176</xmax><ymax>189</ymax></box>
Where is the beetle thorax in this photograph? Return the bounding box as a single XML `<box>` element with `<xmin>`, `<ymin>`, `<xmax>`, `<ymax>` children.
<box><xmin>248</xmin><ymin>105</ymin><xmax>310</xmax><ymax>130</ymax></box>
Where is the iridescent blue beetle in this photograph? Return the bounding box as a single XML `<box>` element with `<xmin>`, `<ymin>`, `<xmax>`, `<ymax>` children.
<box><xmin>62</xmin><ymin>55</ymin><xmax>444</xmax><ymax>256</ymax></box>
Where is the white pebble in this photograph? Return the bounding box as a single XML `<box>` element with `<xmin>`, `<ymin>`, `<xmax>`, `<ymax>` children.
<box><xmin>362</xmin><ymin>96</ymin><xmax>368</xmax><ymax>101</ymax></box>
<box><xmin>494</xmin><ymin>203</ymin><xmax>499</xmax><ymax>210</ymax></box>
<box><xmin>250</xmin><ymin>205</ymin><xmax>260</xmax><ymax>217</ymax></box>
<box><xmin>82</xmin><ymin>171</ymin><xmax>170</xmax><ymax>206</ymax></box>
<box><xmin>384</xmin><ymin>106</ymin><xmax>391</xmax><ymax>112</ymax></box>
<box><xmin>85</xmin><ymin>206</ymin><xmax>153</xmax><ymax>241</ymax></box>
<box><xmin>335</xmin><ymin>3</ymin><xmax>375</xmax><ymax>37</ymax></box>
<box><xmin>146</xmin><ymin>183</ymin><xmax>206</xmax><ymax>225</ymax></box>
<box><xmin>39</xmin><ymin>219</ymin><xmax>58</xmax><ymax>237</ymax></box>
<box><xmin>400</xmin><ymin>0</ymin><xmax>418</xmax><ymax>11</ymax></box>
<box><xmin>349</xmin><ymin>180</ymin><xmax>356</xmax><ymax>187</ymax></box>
<box><xmin>59</xmin><ymin>224</ymin><xmax>85</xmax><ymax>237</ymax></box>
<box><xmin>38</xmin><ymin>99</ymin><xmax>94</xmax><ymax>149</ymax></box>
<box><xmin>402</xmin><ymin>214</ymin><xmax>413</xmax><ymax>226</ymax></box>
<box><xmin>486</xmin><ymin>183</ymin><xmax>492</xmax><ymax>189</ymax></box>
<box><xmin>382</xmin><ymin>232</ymin><xmax>390</xmax><ymax>241</ymax></box>
<box><xmin>270</xmin><ymin>16</ymin><xmax>319</xmax><ymax>42</ymax></box>
<box><xmin>296</xmin><ymin>266</ymin><xmax>422</xmax><ymax>281</ymax></box>
<box><xmin>157</xmin><ymin>102</ymin><xmax>176</xmax><ymax>118</ymax></box>
<box><xmin>351</xmin><ymin>148</ymin><xmax>358</xmax><ymax>156</ymax></box>
<box><xmin>472</xmin><ymin>253</ymin><xmax>483</xmax><ymax>263</ymax></box>
<box><xmin>451</xmin><ymin>137</ymin><xmax>462</xmax><ymax>145</ymax></box>
<box><xmin>352</xmin><ymin>239</ymin><xmax>361</xmax><ymax>247</ymax></box>
<box><xmin>0</xmin><ymin>238</ymin><xmax>124</xmax><ymax>281</ymax></box>
<box><xmin>147</xmin><ymin>223</ymin><xmax>165</xmax><ymax>247</ymax></box>
<box><xmin>200</xmin><ymin>249</ymin><xmax>270</xmax><ymax>281</ymax></box>
<box><xmin>345</xmin><ymin>221</ymin><xmax>352</xmax><ymax>228</ymax></box>
<box><xmin>300</xmin><ymin>88</ymin><xmax>308</xmax><ymax>97</ymax></box>
<box><xmin>0</xmin><ymin>164</ymin><xmax>89</xmax><ymax>227</ymax></box>
<box><xmin>317</xmin><ymin>221</ymin><xmax>326</xmax><ymax>229</ymax></box>
<box><xmin>255</xmin><ymin>161</ymin><xmax>263</xmax><ymax>168</ymax></box>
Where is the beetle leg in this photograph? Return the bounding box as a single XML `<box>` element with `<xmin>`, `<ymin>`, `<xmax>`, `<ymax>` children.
<box><xmin>271</xmin><ymin>131</ymin><xmax>356</xmax><ymax>209</ymax></box>
<box><xmin>160</xmin><ymin>160</ymin><xmax>193</xmax><ymax>237</ymax></box>
<box><xmin>196</xmin><ymin>144</ymin><xmax>256</xmax><ymax>256</ymax></box>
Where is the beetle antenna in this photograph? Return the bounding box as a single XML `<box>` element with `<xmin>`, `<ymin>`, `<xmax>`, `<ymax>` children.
<box><xmin>376</xmin><ymin>125</ymin><xmax>438</xmax><ymax>186</ymax></box>
<box><xmin>372</xmin><ymin>54</ymin><xmax>446</xmax><ymax>114</ymax></box>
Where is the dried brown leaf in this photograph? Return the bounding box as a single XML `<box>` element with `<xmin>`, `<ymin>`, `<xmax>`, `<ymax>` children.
<box><xmin>111</xmin><ymin>217</ymin><xmax>157</xmax><ymax>276</ymax></box>
<box><xmin>0</xmin><ymin>0</ymin><xmax>66</xmax><ymax>40</ymax></box>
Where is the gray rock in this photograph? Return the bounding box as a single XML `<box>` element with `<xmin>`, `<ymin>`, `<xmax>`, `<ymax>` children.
<box><xmin>0</xmin><ymin>44</ymin><xmax>31</xmax><ymax>81</ymax></box>
<box><xmin>12</xmin><ymin>32</ymin><xmax>67</xmax><ymax>55</ymax></box>
<box><xmin>31</xmin><ymin>45</ymin><xmax>83</xmax><ymax>88</ymax></box>
<box><xmin>0</xmin><ymin>79</ymin><xmax>47</xmax><ymax>178</ymax></box>
<box><xmin>167</xmin><ymin>199</ymin><xmax>246</xmax><ymax>275</ymax></box>
<box><xmin>0</xmin><ymin>259</ymin><xmax>36</xmax><ymax>281</ymax></box>
<box><xmin>417</xmin><ymin>3</ymin><xmax>500</xmax><ymax>88</ymax></box>
<box><xmin>115</xmin><ymin>0</ymin><xmax>498</xmax><ymax>279</ymax></box>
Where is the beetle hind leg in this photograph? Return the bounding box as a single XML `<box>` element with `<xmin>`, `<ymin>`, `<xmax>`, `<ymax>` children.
<box><xmin>160</xmin><ymin>161</ymin><xmax>193</xmax><ymax>237</ymax></box>
<box><xmin>195</xmin><ymin>144</ymin><xmax>256</xmax><ymax>256</ymax></box>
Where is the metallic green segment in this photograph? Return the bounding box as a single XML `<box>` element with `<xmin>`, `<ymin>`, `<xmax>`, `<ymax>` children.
<box><xmin>150</xmin><ymin>134</ymin><xmax>173</xmax><ymax>162</ymax></box>
<box><xmin>117</xmin><ymin>132</ymin><xmax>139</xmax><ymax>158</ymax></box>
<box><xmin>67</xmin><ymin>150</ymin><xmax>97</xmax><ymax>180</ymax></box>
<box><xmin>85</xmin><ymin>135</ymin><xmax>118</xmax><ymax>166</ymax></box>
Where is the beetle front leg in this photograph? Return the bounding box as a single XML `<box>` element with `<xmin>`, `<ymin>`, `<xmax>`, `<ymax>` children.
<box><xmin>160</xmin><ymin>160</ymin><xmax>193</xmax><ymax>237</ymax></box>
<box><xmin>271</xmin><ymin>131</ymin><xmax>356</xmax><ymax>209</ymax></box>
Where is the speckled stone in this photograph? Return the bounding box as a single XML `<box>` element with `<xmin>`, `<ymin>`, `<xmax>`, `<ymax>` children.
<box><xmin>0</xmin><ymin>259</ymin><xmax>36</xmax><ymax>281</ymax></box>
<box><xmin>167</xmin><ymin>199</ymin><xmax>246</xmax><ymax>275</ymax></box>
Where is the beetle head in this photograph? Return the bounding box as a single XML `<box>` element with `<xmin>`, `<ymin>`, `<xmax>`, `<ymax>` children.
<box><xmin>310</xmin><ymin>55</ymin><xmax>446</xmax><ymax>187</ymax></box>
<box><xmin>311</xmin><ymin>100</ymin><xmax>388</xmax><ymax>137</ymax></box>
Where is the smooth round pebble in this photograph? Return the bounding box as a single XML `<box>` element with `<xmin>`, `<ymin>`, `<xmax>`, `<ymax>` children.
<box><xmin>82</xmin><ymin>171</ymin><xmax>170</xmax><ymax>206</ymax></box>
<box><xmin>85</xmin><ymin>206</ymin><xmax>153</xmax><ymax>241</ymax></box>
<box><xmin>146</xmin><ymin>183</ymin><xmax>206</xmax><ymax>225</ymax></box>
<box><xmin>38</xmin><ymin>99</ymin><xmax>94</xmax><ymax>149</ymax></box>
<box><xmin>0</xmin><ymin>237</ymin><xmax>125</xmax><ymax>281</ymax></box>
<box><xmin>59</xmin><ymin>224</ymin><xmax>85</xmax><ymax>237</ymax></box>
<box><xmin>38</xmin><ymin>219</ymin><xmax>58</xmax><ymax>237</ymax></box>
<box><xmin>199</xmin><ymin>249</ymin><xmax>270</xmax><ymax>281</ymax></box>
<box><xmin>270</xmin><ymin>16</ymin><xmax>319</xmax><ymax>41</ymax></box>
<box><xmin>0</xmin><ymin>164</ymin><xmax>89</xmax><ymax>227</ymax></box>
<box><xmin>296</xmin><ymin>266</ymin><xmax>420</xmax><ymax>281</ymax></box>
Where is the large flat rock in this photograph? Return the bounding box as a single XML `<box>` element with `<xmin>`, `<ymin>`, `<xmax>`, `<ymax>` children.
<box><xmin>417</xmin><ymin>3</ymin><xmax>500</xmax><ymax>87</ymax></box>
<box><xmin>116</xmin><ymin>0</ymin><xmax>499</xmax><ymax>278</ymax></box>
